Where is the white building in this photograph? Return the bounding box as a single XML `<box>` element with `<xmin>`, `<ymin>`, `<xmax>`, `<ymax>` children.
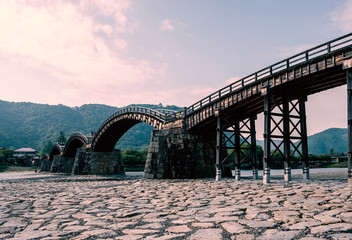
<box><xmin>13</xmin><ymin>148</ymin><xmax>37</xmax><ymax>158</ymax></box>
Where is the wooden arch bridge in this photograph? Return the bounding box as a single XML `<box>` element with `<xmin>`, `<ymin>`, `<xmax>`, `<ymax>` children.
<box><xmin>43</xmin><ymin>33</ymin><xmax>352</xmax><ymax>185</ymax></box>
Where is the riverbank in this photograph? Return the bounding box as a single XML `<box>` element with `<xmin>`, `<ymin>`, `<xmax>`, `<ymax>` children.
<box><xmin>0</xmin><ymin>163</ymin><xmax>37</xmax><ymax>173</ymax></box>
<box><xmin>0</xmin><ymin>172</ymin><xmax>351</xmax><ymax>239</ymax></box>
<box><xmin>0</xmin><ymin>167</ymin><xmax>348</xmax><ymax>181</ymax></box>
<box><xmin>238</xmin><ymin>168</ymin><xmax>348</xmax><ymax>180</ymax></box>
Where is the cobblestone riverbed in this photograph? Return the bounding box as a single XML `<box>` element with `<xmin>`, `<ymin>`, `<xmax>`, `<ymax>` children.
<box><xmin>0</xmin><ymin>172</ymin><xmax>352</xmax><ymax>240</ymax></box>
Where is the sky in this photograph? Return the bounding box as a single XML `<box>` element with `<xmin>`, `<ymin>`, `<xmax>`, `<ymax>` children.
<box><xmin>0</xmin><ymin>0</ymin><xmax>352</xmax><ymax>137</ymax></box>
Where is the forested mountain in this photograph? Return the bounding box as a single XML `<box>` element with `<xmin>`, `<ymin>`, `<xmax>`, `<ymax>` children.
<box><xmin>0</xmin><ymin>99</ymin><xmax>348</xmax><ymax>155</ymax></box>
<box><xmin>308</xmin><ymin>128</ymin><xmax>347</xmax><ymax>155</ymax></box>
<box><xmin>256</xmin><ymin>128</ymin><xmax>348</xmax><ymax>155</ymax></box>
<box><xmin>0</xmin><ymin>100</ymin><xmax>180</xmax><ymax>152</ymax></box>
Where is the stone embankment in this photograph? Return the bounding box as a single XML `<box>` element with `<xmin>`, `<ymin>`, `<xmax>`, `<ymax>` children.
<box><xmin>0</xmin><ymin>172</ymin><xmax>351</xmax><ymax>239</ymax></box>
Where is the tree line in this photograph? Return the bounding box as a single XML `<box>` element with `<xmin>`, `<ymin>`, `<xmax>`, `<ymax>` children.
<box><xmin>0</xmin><ymin>130</ymin><xmax>340</xmax><ymax>171</ymax></box>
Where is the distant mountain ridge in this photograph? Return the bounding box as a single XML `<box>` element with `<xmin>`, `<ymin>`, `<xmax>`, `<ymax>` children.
<box><xmin>256</xmin><ymin>128</ymin><xmax>348</xmax><ymax>155</ymax></box>
<box><xmin>0</xmin><ymin>100</ymin><xmax>180</xmax><ymax>152</ymax></box>
<box><xmin>0</xmin><ymin>99</ymin><xmax>348</xmax><ymax>155</ymax></box>
<box><xmin>308</xmin><ymin>128</ymin><xmax>347</xmax><ymax>155</ymax></box>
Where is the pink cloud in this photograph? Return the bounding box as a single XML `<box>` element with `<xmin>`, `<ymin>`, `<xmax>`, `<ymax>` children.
<box><xmin>0</xmin><ymin>0</ymin><xmax>167</xmax><ymax>106</ymax></box>
<box><xmin>331</xmin><ymin>0</ymin><xmax>352</xmax><ymax>33</ymax></box>
<box><xmin>160</xmin><ymin>19</ymin><xmax>175</xmax><ymax>31</ymax></box>
<box><xmin>79</xmin><ymin>0</ymin><xmax>133</xmax><ymax>33</ymax></box>
<box><xmin>226</xmin><ymin>76</ymin><xmax>241</xmax><ymax>85</ymax></box>
<box><xmin>160</xmin><ymin>19</ymin><xmax>185</xmax><ymax>32</ymax></box>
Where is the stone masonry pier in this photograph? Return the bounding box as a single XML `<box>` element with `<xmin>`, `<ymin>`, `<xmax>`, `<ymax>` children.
<box><xmin>39</xmin><ymin>158</ymin><xmax>51</xmax><ymax>172</ymax></box>
<box><xmin>71</xmin><ymin>149</ymin><xmax>124</xmax><ymax>175</ymax></box>
<box><xmin>144</xmin><ymin>126</ymin><xmax>233</xmax><ymax>179</ymax></box>
<box><xmin>50</xmin><ymin>156</ymin><xmax>75</xmax><ymax>174</ymax></box>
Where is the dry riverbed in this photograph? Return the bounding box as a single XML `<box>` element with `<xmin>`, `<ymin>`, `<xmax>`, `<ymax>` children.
<box><xmin>0</xmin><ymin>172</ymin><xmax>351</xmax><ymax>240</ymax></box>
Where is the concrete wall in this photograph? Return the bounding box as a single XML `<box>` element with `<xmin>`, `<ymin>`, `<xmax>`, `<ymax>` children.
<box><xmin>143</xmin><ymin>127</ymin><xmax>217</xmax><ymax>179</ymax></box>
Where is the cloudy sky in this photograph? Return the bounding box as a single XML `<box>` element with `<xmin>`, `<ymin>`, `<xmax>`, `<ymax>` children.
<box><xmin>0</xmin><ymin>0</ymin><xmax>351</xmax><ymax>136</ymax></box>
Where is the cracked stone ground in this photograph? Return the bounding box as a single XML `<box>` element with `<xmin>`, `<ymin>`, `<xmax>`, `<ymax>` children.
<box><xmin>0</xmin><ymin>172</ymin><xmax>352</xmax><ymax>240</ymax></box>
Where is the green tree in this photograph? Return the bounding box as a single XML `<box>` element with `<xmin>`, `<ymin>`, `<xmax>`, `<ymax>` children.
<box><xmin>228</xmin><ymin>144</ymin><xmax>264</xmax><ymax>170</ymax></box>
<box><xmin>256</xmin><ymin>145</ymin><xmax>264</xmax><ymax>169</ymax></box>
<box><xmin>330</xmin><ymin>148</ymin><xmax>334</xmax><ymax>155</ymax></box>
<box><xmin>40</xmin><ymin>140</ymin><xmax>53</xmax><ymax>157</ymax></box>
<box><xmin>270</xmin><ymin>150</ymin><xmax>285</xmax><ymax>169</ymax></box>
<box><xmin>0</xmin><ymin>149</ymin><xmax>14</xmax><ymax>161</ymax></box>
<box><xmin>56</xmin><ymin>131</ymin><xmax>66</xmax><ymax>145</ymax></box>
<box><xmin>122</xmin><ymin>150</ymin><xmax>148</xmax><ymax>165</ymax></box>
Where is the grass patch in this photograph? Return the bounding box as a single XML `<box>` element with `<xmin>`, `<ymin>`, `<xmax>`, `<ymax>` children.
<box><xmin>0</xmin><ymin>164</ymin><xmax>8</xmax><ymax>172</ymax></box>
<box><xmin>124</xmin><ymin>165</ymin><xmax>144</xmax><ymax>172</ymax></box>
<box><xmin>322</xmin><ymin>162</ymin><xmax>348</xmax><ymax>168</ymax></box>
<box><xmin>0</xmin><ymin>163</ymin><xmax>37</xmax><ymax>173</ymax></box>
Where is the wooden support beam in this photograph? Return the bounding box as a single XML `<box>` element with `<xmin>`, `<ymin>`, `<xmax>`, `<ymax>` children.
<box><xmin>234</xmin><ymin>121</ymin><xmax>241</xmax><ymax>181</ymax></box>
<box><xmin>299</xmin><ymin>97</ymin><xmax>309</xmax><ymax>181</ymax></box>
<box><xmin>347</xmin><ymin>68</ymin><xmax>352</xmax><ymax>187</ymax></box>
<box><xmin>283</xmin><ymin>99</ymin><xmax>291</xmax><ymax>182</ymax></box>
<box><xmin>251</xmin><ymin>117</ymin><xmax>258</xmax><ymax>179</ymax></box>
<box><xmin>216</xmin><ymin>113</ymin><xmax>222</xmax><ymax>181</ymax></box>
<box><xmin>263</xmin><ymin>92</ymin><xmax>271</xmax><ymax>184</ymax></box>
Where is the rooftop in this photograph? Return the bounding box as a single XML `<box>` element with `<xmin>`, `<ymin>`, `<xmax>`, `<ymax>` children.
<box><xmin>14</xmin><ymin>148</ymin><xmax>37</xmax><ymax>152</ymax></box>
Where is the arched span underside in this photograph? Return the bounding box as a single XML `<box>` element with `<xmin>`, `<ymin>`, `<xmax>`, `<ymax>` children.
<box><xmin>92</xmin><ymin>109</ymin><xmax>165</xmax><ymax>152</ymax></box>
<box><xmin>63</xmin><ymin>132</ymin><xmax>88</xmax><ymax>158</ymax></box>
<box><xmin>49</xmin><ymin>143</ymin><xmax>63</xmax><ymax>162</ymax></box>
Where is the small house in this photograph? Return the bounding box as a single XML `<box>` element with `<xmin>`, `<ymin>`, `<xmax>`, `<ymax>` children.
<box><xmin>13</xmin><ymin>148</ymin><xmax>37</xmax><ymax>158</ymax></box>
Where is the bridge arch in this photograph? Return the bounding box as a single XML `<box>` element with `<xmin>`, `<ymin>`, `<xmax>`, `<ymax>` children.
<box><xmin>49</xmin><ymin>143</ymin><xmax>63</xmax><ymax>162</ymax></box>
<box><xmin>92</xmin><ymin>107</ymin><xmax>167</xmax><ymax>152</ymax></box>
<box><xmin>63</xmin><ymin>132</ymin><xmax>89</xmax><ymax>158</ymax></box>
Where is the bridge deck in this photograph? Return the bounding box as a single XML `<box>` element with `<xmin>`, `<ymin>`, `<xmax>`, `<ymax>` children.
<box><xmin>163</xmin><ymin>33</ymin><xmax>352</xmax><ymax>131</ymax></box>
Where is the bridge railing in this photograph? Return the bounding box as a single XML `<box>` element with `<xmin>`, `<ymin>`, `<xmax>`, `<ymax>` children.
<box><xmin>155</xmin><ymin>109</ymin><xmax>178</xmax><ymax>115</ymax></box>
<box><xmin>164</xmin><ymin>110</ymin><xmax>185</xmax><ymax>122</ymax></box>
<box><xmin>165</xmin><ymin>32</ymin><xmax>352</xmax><ymax>123</ymax></box>
<box><xmin>91</xmin><ymin>107</ymin><xmax>180</xmax><ymax>149</ymax></box>
<box><xmin>97</xmin><ymin>107</ymin><xmax>168</xmax><ymax>132</ymax></box>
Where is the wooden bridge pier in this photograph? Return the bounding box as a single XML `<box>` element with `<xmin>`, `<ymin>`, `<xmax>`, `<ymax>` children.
<box><xmin>250</xmin><ymin>117</ymin><xmax>259</xmax><ymax>180</ymax></box>
<box><xmin>181</xmin><ymin>33</ymin><xmax>352</xmax><ymax>183</ymax></box>
<box><xmin>215</xmin><ymin>111</ymin><xmax>222</xmax><ymax>181</ymax></box>
<box><xmin>300</xmin><ymin>98</ymin><xmax>310</xmax><ymax>181</ymax></box>
<box><xmin>215</xmin><ymin>112</ymin><xmax>258</xmax><ymax>182</ymax></box>
<box><xmin>263</xmin><ymin>92</ymin><xmax>271</xmax><ymax>184</ymax></box>
<box><xmin>262</xmin><ymin>89</ymin><xmax>309</xmax><ymax>184</ymax></box>
<box><xmin>345</xmin><ymin>56</ymin><xmax>352</xmax><ymax>187</ymax></box>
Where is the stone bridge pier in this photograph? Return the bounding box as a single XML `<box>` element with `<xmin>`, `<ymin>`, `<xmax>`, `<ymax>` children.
<box><xmin>50</xmin><ymin>156</ymin><xmax>75</xmax><ymax>173</ymax></box>
<box><xmin>48</xmin><ymin>149</ymin><xmax>125</xmax><ymax>175</ymax></box>
<box><xmin>44</xmin><ymin>132</ymin><xmax>125</xmax><ymax>176</ymax></box>
<box><xmin>143</xmin><ymin>121</ymin><xmax>232</xmax><ymax>179</ymax></box>
<box><xmin>143</xmin><ymin>127</ymin><xmax>214</xmax><ymax>179</ymax></box>
<box><xmin>71</xmin><ymin>149</ymin><xmax>124</xmax><ymax>175</ymax></box>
